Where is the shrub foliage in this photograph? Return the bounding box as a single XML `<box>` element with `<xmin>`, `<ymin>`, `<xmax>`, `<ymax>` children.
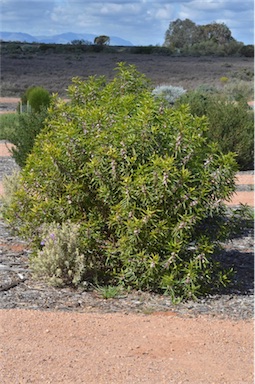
<box><xmin>2</xmin><ymin>63</ymin><xmax>238</xmax><ymax>300</ymax></box>
<box><xmin>9</xmin><ymin>108</ymin><xmax>48</xmax><ymax>168</ymax></box>
<box><xmin>177</xmin><ymin>91</ymin><xmax>254</xmax><ymax>170</ymax></box>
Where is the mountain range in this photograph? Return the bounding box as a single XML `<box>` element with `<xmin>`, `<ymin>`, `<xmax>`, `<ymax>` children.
<box><xmin>0</xmin><ymin>31</ymin><xmax>133</xmax><ymax>46</ymax></box>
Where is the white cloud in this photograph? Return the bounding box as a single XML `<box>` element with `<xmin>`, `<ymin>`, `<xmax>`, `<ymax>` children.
<box><xmin>1</xmin><ymin>0</ymin><xmax>253</xmax><ymax>45</ymax></box>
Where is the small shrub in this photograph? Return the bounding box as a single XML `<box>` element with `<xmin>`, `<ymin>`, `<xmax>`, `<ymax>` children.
<box><xmin>3</xmin><ymin>63</ymin><xmax>238</xmax><ymax>300</ymax></box>
<box><xmin>31</xmin><ymin>221</ymin><xmax>85</xmax><ymax>287</ymax></box>
<box><xmin>220</xmin><ymin>76</ymin><xmax>229</xmax><ymax>85</ymax></box>
<box><xmin>195</xmin><ymin>84</ymin><xmax>219</xmax><ymax>95</ymax></box>
<box><xmin>152</xmin><ymin>85</ymin><xmax>186</xmax><ymax>105</ymax></box>
<box><xmin>27</xmin><ymin>86</ymin><xmax>51</xmax><ymax>112</ymax></box>
<box><xmin>94</xmin><ymin>285</ymin><xmax>123</xmax><ymax>299</ymax></box>
<box><xmin>8</xmin><ymin>108</ymin><xmax>48</xmax><ymax>168</ymax></box>
<box><xmin>0</xmin><ymin>113</ymin><xmax>19</xmax><ymax>140</ymax></box>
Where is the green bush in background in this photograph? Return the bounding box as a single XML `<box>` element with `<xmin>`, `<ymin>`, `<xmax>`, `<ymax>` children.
<box><xmin>2</xmin><ymin>63</ymin><xmax>238</xmax><ymax>300</ymax></box>
<box><xmin>26</xmin><ymin>86</ymin><xmax>51</xmax><ymax>112</ymax></box>
<box><xmin>8</xmin><ymin>108</ymin><xmax>48</xmax><ymax>168</ymax></box>
<box><xmin>176</xmin><ymin>91</ymin><xmax>254</xmax><ymax>171</ymax></box>
<box><xmin>18</xmin><ymin>86</ymin><xmax>51</xmax><ymax>113</ymax></box>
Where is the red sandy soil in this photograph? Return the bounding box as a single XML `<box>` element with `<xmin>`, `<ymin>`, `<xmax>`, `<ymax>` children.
<box><xmin>1</xmin><ymin>310</ymin><xmax>253</xmax><ymax>384</ymax></box>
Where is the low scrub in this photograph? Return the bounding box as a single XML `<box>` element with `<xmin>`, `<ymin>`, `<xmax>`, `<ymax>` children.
<box><xmin>2</xmin><ymin>63</ymin><xmax>239</xmax><ymax>301</ymax></box>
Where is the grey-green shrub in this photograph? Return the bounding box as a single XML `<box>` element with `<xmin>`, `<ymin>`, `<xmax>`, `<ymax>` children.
<box><xmin>31</xmin><ymin>221</ymin><xmax>85</xmax><ymax>287</ymax></box>
<box><xmin>2</xmin><ymin>63</ymin><xmax>238</xmax><ymax>300</ymax></box>
<box><xmin>152</xmin><ymin>85</ymin><xmax>186</xmax><ymax>105</ymax></box>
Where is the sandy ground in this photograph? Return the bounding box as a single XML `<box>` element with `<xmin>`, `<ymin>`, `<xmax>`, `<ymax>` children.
<box><xmin>0</xmin><ymin>99</ymin><xmax>254</xmax><ymax>383</ymax></box>
<box><xmin>1</xmin><ymin>310</ymin><xmax>253</xmax><ymax>384</ymax></box>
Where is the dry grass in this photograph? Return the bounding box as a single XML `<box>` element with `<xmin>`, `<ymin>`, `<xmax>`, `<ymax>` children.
<box><xmin>1</xmin><ymin>51</ymin><xmax>253</xmax><ymax>97</ymax></box>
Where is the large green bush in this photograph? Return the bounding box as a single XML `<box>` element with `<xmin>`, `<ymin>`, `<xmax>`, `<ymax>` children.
<box><xmin>176</xmin><ymin>91</ymin><xmax>254</xmax><ymax>170</ymax></box>
<box><xmin>2</xmin><ymin>63</ymin><xmax>238</xmax><ymax>300</ymax></box>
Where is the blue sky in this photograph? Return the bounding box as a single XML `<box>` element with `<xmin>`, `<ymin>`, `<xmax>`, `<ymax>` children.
<box><xmin>1</xmin><ymin>0</ymin><xmax>254</xmax><ymax>45</ymax></box>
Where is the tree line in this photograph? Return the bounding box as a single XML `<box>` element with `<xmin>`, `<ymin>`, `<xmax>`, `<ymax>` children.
<box><xmin>163</xmin><ymin>19</ymin><xmax>253</xmax><ymax>57</ymax></box>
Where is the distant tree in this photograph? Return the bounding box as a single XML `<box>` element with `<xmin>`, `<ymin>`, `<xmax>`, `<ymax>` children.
<box><xmin>198</xmin><ymin>22</ymin><xmax>234</xmax><ymax>44</ymax></box>
<box><xmin>94</xmin><ymin>35</ymin><xmax>110</xmax><ymax>45</ymax></box>
<box><xmin>163</xmin><ymin>19</ymin><xmax>238</xmax><ymax>55</ymax></box>
<box><xmin>163</xmin><ymin>19</ymin><xmax>198</xmax><ymax>49</ymax></box>
<box><xmin>239</xmin><ymin>44</ymin><xmax>254</xmax><ymax>57</ymax></box>
<box><xmin>71</xmin><ymin>39</ymin><xmax>91</xmax><ymax>45</ymax></box>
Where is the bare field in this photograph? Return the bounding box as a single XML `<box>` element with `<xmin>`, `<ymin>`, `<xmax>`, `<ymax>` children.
<box><xmin>1</xmin><ymin>52</ymin><xmax>253</xmax><ymax>97</ymax></box>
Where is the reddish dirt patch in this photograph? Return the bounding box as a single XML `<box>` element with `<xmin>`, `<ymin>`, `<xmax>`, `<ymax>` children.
<box><xmin>0</xmin><ymin>142</ymin><xmax>15</xmax><ymax>157</ymax></box>
<box><xmin>225</xmin><ymin>191</ymin><xmax>254</xmax><ymax>207</ymax></box>
<box><xmin>235</xmin><ymin>174</ymin><xmax>254</xmax><ymax>185</ymax></box>
<box><xmin>1</xmin><ymin>310</ymin><xmax>253</xmax><ymax>384</ymax></box>
<box><xmin>0</xmin><ymin>243</ymin><xmax>27</xmax><ymax>252</ymax></box>
<box><xmin>0</xmin><ymin>97</ymin><xmax>20</xmax><ymax>103</ymax></box>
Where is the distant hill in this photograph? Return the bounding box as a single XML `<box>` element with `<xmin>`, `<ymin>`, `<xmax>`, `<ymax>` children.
<box><xmin>0</xmin><ymin>31</ymin><xmax>133</xmax><ymax>46</ymax></box>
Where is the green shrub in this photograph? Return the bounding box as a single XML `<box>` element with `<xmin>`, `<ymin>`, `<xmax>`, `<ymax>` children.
<box><xmin>8</xmin><ymin>108</ymin><xmax>48</xmax><ymax>168</ymax></box>
<box><xmin>27</xmin><ymin>86</ymin><xmax>51</xmax><ymax>112</ymax></box>
<box><xmin>94</xmin><ymin>285</ymin><xmax>123</xmax><ymax>299</ymax></box>
<box><xmin>18</xmin><ymin>86</ymin><xmax>51</xmax><ymax>114</ymax></box>
<box><xmin>0</xmin><ymin>113</ymin><xmax>19</xmax><ymax>140</ymax></box>
<box><xmin>177</xmin><ymin>91</ymin><xmax>254</xmax><ymax>170</ymax></box>
<box><xmin>2</xmin><ymin>63</ymin><xmax>238</xmax><ymax>300</ymax></box>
